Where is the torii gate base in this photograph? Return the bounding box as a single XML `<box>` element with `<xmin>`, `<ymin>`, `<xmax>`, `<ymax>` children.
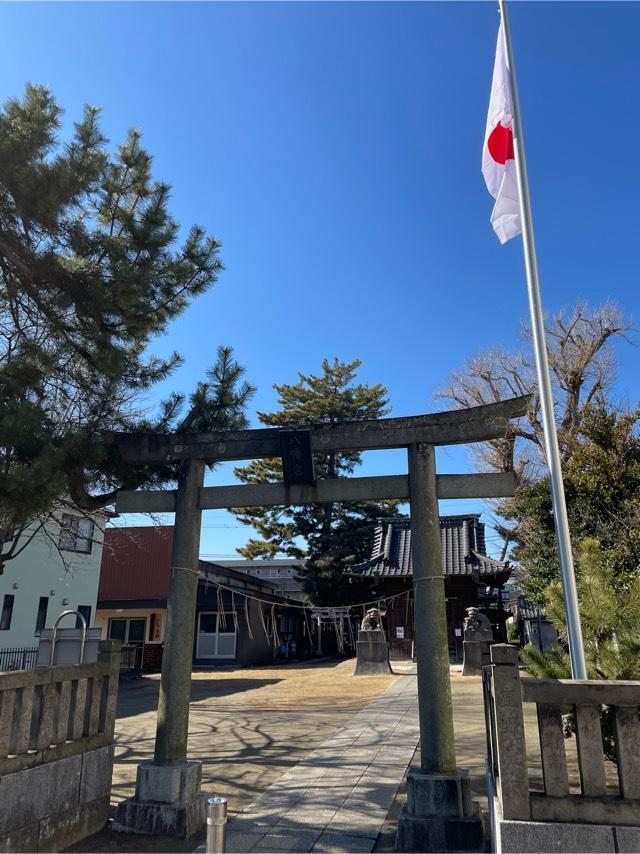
<box><xmin>113</xmin><ymin>761</ymin><xmax>206</xmax><ymax>838</ymax></box>
<box><xmin>396</xmin><ymin>769</ymin><xmax>484</xmax><ymax>852</ymax></box>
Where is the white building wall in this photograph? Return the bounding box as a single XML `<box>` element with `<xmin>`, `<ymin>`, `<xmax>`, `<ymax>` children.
<box><xmin>216</xmin><ymin>559</ymin><xmax>306</xmax><ymax>601</ymax></box>
<box><xmin>0</xmin><ymin>517</ymin><xmax>104</xmax><ymax>650</ymax></box>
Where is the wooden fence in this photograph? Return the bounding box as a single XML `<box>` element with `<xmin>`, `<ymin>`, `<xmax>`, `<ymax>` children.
<box><xmin>0</xmin><ymin>640</ymin><xmax>120</xmax><ymax>776</ymax></box>
<box><xmin>483</xmin><ymin>643</ymin><xmax>640</xmax><ymax>826</ymax></box>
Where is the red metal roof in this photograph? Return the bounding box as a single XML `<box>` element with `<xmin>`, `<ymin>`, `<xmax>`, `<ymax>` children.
<box><xmin>99</xmin><ymin>526</ymin><xmax>174</xmax><ymax>601</ymax></box>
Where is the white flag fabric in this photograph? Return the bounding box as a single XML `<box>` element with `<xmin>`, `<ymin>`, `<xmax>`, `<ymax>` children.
<box><xmin>482</xmin><ymin>22</ymin><xmax>521</xmax><ymax>244</ymax></box>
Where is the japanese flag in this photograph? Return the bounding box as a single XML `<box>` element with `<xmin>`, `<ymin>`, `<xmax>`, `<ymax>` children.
<box><xmin>482</xmin><ymin>21</ymin><xmax>521</xmax><ymax>244</ymax></box>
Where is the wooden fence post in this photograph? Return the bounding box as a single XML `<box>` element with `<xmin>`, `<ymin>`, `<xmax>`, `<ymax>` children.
<box><xmin>489</xmin><ymin>644</ymin><xmax>531</xmax><ymax>820</ymax></box>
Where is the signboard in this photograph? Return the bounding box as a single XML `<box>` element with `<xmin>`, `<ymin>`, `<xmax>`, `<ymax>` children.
<box><xmin>396</xmin><ymin>627</ymin><xmax>405</xmax><ymax>639</ymax></box>
<box><xmin>280</xmin><ymin>430</ymin><xmax>315</xmax><ymax>485</ymax></box>
<box><xmin>454</xmin><ymin>628</ymin><xmax>462</xmax><ymax>637</ymax></box>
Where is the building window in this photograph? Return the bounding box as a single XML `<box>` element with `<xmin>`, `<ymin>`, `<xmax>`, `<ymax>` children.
<box><xmin>196</xmin><ymin>612</ymin><xmax>236</xmax><ymax>659</ymax></box>
<box><xmin>59</xmin><ymin>514</ymin><xmax>95</xmax><ymax>554</ymax></box>
<box><xmin>108</xmin><ymin>617</ymin><xmax>146</xmax><ymax>644</ymax></box>
<box><xmin>35</xmin><ymin>596</ymin><xmax>49</xmax><ymax>635</ymax></box>
<box><xmin>0</xmin><ymin>595</ymin><xmax>14</xmax><ymax>631</ymax></box>
<box><xmin>76</xmin><ymin>605</ymin><xmax>92</xmax><ymax>629</ymax></box>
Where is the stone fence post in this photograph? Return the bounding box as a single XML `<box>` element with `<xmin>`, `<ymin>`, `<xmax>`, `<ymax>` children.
<box><xmin>98</xmin><ymin>639</ymin><xmax>121</xmax><ymax>741</ymax></box>
<box><xmin>488</xmin><ymin>643</ymin><xmax>531</xmax><ymax>820</ymax></box>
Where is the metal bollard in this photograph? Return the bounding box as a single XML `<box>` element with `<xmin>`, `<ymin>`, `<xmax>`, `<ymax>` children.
<box><xmin>206</xmin><ymin>796</ymin><xmax>228</xmax><ymax>854</ymax></box>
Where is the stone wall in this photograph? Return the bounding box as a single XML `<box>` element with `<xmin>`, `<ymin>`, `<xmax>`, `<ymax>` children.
<box><xmin>0</xmin><ymin>745</ymin><xmax>114</xmax><ymax>852</ymax></box>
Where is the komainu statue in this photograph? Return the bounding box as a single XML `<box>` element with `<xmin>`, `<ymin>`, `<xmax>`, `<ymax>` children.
<box><xmin>463</xmin><ymin>607</ymin><xmax>493</xmax><ymax>640</ymax></box>
<box><xmin>461</xmin><ymin>607</ymin><xmax>494</xmax><ymax>676</ymax></box>
<box><xmin>355</xmin><ymin>607</ymin><xmax>390</xmax><ymax>675</ymax></box>
<box><xmin>360</xmin><ymin>608</ymin><xmax>382</xmax><ymax>631</ymax></box>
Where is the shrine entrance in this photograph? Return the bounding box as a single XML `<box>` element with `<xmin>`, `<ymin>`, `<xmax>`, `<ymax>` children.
<box><xmin>107</xmin><ymin>395</ymin><xmax>528</xmax><ymax>845</ymax></box>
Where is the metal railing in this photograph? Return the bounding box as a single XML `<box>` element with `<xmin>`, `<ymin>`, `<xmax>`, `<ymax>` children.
<box><xmin>0</xmin><ymin>646</ymin><xmax>39</xmax><ymax>673</ymax></box>
<box><xmin>119</xmin><ymin>644</ymin><xmax>143</xmax><ymax>674</ymax></box>
<box><xmin>50</xmin><ymin>609</ymin><xmax>87</xmax><ymax>665</ymax></box>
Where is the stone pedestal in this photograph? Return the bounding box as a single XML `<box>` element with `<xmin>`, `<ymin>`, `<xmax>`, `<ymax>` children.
<box><xmin>461</xmin><ymin>639</ymin><xmax>491</xmax><ymax>676</ymax></box>
<box><xmin>113</xmin><ymin>760</ymin><xmax>207</xmax><ymax>838</ymax></box>
<box><xmin>354</xmin><ymin>630</ymin><xmax>392</xmax><ymax>675</ymax></box>
<box><xmin>396</xmin><ymin>769</ymin><xmax>485</xmax><ymax>852</ymax></box>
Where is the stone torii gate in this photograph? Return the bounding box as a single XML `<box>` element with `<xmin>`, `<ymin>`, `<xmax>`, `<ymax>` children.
<box><xmin>109</xmin><ymin>396</ymin><xmax>528</xmax><ymax>848</ymax></box>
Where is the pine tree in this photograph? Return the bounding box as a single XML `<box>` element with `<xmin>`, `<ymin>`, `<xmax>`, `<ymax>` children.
<box><xmin>503</xmin><ymin>402</ymin><xmax>640</xmax><ymax>602</ymax></box>
<box><xmin>232</xmin><ymin>358</ymin><xmax>401</xmax><ymax>604</ymax></box>
<box><xmin>522</xmin><ymin>538</ymin><xmax>640</xmax><ymax>761</ymax></box>
<box><xmin>0</xmin><ymin>85</ymin><xmax>251</xmax><ymax>569</ymax></box>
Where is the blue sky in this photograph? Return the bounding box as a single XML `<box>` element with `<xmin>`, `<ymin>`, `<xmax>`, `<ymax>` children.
<box><xmin>2</xmin><ymin>2</ymin><xmax>638</xmax><ymax>558</ymax></box>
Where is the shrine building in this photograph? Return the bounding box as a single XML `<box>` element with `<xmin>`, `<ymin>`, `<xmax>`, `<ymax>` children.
<box><xmin>347</xmin><ymin>514</ymin><xmax>511</xmax><ymax>661</ymax></box>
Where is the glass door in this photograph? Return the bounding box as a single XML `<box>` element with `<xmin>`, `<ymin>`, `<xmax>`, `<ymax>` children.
<box><xmin>109</xmin><ymin>617</ymin><xmax>147</xmax><ymax>671</ymax></box>
<box><xmin>196</xmin><ymin>612</ymin><xmax>236</xmax><ymax>659</ymax></box>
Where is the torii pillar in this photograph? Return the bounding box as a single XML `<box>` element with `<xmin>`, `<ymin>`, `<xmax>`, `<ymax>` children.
<box><xmin>114</xmin><ymin>458</ymin><xmax>208</xmax><ymax>837</ymax></box>
<box><xmin>395</xmin><ymin>443</ymin><xmax>484</xmax><ymax>852</ymax></box>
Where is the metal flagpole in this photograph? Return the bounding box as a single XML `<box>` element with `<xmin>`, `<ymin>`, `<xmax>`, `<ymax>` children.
<box><xmin>498</xmin><ymin>0</ymin><xmax>588</xmax><ymax>680</ymax></box>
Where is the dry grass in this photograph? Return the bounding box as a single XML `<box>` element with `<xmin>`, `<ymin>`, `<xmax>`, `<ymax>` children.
<box><xmin>189</xmin><ymin>659</ymin><xmax>397</xmax><ymax>709</ymax></box>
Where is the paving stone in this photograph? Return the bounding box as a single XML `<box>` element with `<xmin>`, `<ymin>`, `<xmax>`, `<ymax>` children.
<box><xmin>341</xmin><ymin>781</ymin><xmax>400</xmax><ymax>811</ymax></box>
<box><xmin>223</xmin><ymin>676</ymin><xmax>419</xmax><ymax>854</ymax></box>
<box><xmin>232</xmin><ymin>815</ymin><xmax>280</xmax><ymax>832</ymax></box>
<box><xmin>253</xmin><ymin>829</ymin><xmax>322</xmax><ymax>851</ymax></box>
<box><xmin>324</xmin><ymin>807</ymin><xmax>387</xmax><ymax>838</ymax></box>
<box><xmin>311</xmin><ymin>831</ymin><xmax>376</xmax><ymax>852</ymax></box>
<box><xmin>276</xmin><ymin>806</ymin><xmax>338</xmax><ymax>830</ymax></box>
<box><xmin>225</xmin><ymin>829</ymin><xmax>266</xmax><ymax>853</ymax></box>
<box><xmin>304</xmin><ymin>785</ymin><xmax>354</xmax><ymax>804</ymax></box>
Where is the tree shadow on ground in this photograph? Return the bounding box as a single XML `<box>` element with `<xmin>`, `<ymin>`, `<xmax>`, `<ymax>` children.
<box><xmin>115</xmin><ymin>677</ymin><xmax>283</xmax><ymax>719</ymax></box>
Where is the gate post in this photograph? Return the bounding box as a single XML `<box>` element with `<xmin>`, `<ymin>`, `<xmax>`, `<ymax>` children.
<box><xmin>396</xmin><ymin>443</ymin><xmax>484</xmax><ymax>852</ymax></box>
<box><xmin>114</xmin><ymin>457</ymin><xmax>207</xmax><ymax>838</ymax></box>
<box><xmin>408</xmin><ymin>443</ymin><xmax>456</xmax><ymax>774</ymax></box>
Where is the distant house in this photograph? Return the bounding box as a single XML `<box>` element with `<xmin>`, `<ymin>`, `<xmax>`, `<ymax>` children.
<box><xmin>0</xmin><ymin>512</ymin><xmax>104</xmax><ymax>668</ymax></box>
<box><xmin>96</xmin><ymin>526</ymin><xmax>306</xmax><ymax>672</ymax></box>
<box><xmin>215</xmin><ymin>559</ymin><xmax>306</xmax><ymax>601</ymax></box>
<box><xmin>347</xmin><ymin>514</ymin><xmax>512</xmax><ymax>661</ymax></box>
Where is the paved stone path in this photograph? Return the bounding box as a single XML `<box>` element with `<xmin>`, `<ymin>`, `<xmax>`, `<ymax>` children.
<box><xmin>221</xmin><ymin>673</ymin><xmax>419</xmax><ymax>853</ymax></box>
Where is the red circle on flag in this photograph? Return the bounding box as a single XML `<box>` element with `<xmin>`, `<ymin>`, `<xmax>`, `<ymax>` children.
<box><xmin>488</xmin><ymin>122</ymin><xmax>515</xmax><ymax>165</ymax></box>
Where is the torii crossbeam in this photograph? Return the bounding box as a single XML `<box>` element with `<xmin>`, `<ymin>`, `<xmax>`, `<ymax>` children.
<box><xmin>109</xmin><ymin>395</ymin><xmax>528</xmax><ymax>846</ymax></box>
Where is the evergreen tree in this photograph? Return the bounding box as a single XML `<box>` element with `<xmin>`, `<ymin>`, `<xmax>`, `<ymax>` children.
<box><xmin>522</xmin><ymin>538</ymin><xmax>640</xmax><ymax>762</ymax></box>
<box><xmin>0</xmin><ymin>85</ymin><xmax>252</xmax><ymax>569</ymax></box>
<box><xmin>232</xmin><ymin>358</ymin><xmax>400</xmax><ymax>604</ymax></box>
<box><xmin>503</xmin><ymin>402</ymin><xmax>640</xmax><ymax>602</ymax></box>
